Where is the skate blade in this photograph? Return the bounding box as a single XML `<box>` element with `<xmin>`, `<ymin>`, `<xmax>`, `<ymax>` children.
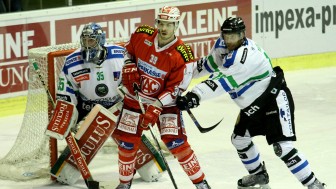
<box><xmin>238</xmin><ymin>184</ymin><xmax>271</xmax><ymax>189</ymax></box>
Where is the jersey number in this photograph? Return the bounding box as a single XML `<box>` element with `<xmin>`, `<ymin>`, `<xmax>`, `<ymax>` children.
<box><xmin>97</xmin><ymin>72</ymin><xmax>104</xmax><ymax>81</ymax></box>
<box><xmin>149</xmin><ymin>54</ymin><xmax>158</xmax><ymax>65</ymax></box>
<box><xmin>57</xmin><ymin>78</ymin><xmax>65</xmax><ymax>91</ymax></box>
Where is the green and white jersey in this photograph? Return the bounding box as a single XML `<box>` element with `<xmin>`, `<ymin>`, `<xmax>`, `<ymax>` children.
<box><xmin>192</xmin><ymin>37</ymin><xmax>273</xmax><ymax>109</ymax></box>
<box><xmin>56</xmin><ymin>44</ymin><xmax>125</xmax><ymax>111</ymax></box>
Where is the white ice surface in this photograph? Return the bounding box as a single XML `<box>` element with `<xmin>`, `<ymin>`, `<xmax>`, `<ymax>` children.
<box><xmin>0</xmin><ymin>67</ymin><xmax>335</xmax><ymax>189</ymax></box>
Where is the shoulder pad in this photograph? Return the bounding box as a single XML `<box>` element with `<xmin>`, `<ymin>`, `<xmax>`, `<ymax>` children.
<box><xmin>176</xmin><ymin>43</ymin><xmax>195</xmax><ymax>62</ymax></box>
<box><xmin>135</xmin><ymin>25</ymin><xmax>156</xmax><ymax>36</ymax></box>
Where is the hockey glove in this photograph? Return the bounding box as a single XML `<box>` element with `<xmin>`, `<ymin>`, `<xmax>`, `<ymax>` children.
<box><xmin>140</xmin><ymin>104</ymin><xmax>162</xmax><ymax>129</ymax></box>
<box><xmin>176</xmin><ymin>92</ymin><xmax>200</xmax><ymax>110</ymax></box>
<box><xmin>122</xmin><ymin>63</ymin><xmax>140</xmax><ymax>96</ymax></box>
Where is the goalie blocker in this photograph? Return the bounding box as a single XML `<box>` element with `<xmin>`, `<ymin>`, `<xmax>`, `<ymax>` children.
<box><xmin>50</xmin><ymin>101</ymin><xmax>166</xmax><ymax>185</ymax></box>
<box><xmin>45</xmin><ymin>100</ymin><xmax>78</xmax><ymax>140</ymax></box>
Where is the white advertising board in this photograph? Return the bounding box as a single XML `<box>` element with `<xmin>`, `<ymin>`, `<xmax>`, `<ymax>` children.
<box><xmin>252</xmin><ymin>0</ymin><xmax>336</xmax><ymax>58</ymax></box>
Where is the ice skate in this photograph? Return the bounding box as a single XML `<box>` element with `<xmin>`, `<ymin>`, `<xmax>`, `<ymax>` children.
<box><xmin>115</xmin><ymin>182</ymin><xmax>131</xmax><ymax>189</ymax></box>
<box><xmin>308</xmin><ymin>179</ymin><xmax>326</xmax><ymax>189</ymax></box>
<box><xmin>195</xmin><ymin>179</ymin><xmax>211</xmax><ymax>189</ymax></box>
<box><xmin>237</xmin><ymin>163</ymin><xmax>271</xmax><ymax>189</ymax></box>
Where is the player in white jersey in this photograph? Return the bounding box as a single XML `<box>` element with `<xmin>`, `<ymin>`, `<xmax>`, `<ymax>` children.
<box><xmin>56</xmin><ymin>23</ymin><xmax>124</xmax><ymax>119</ymax></box>
<box><xmin>176</xmin><ymin>17</ymin><xmax>325</xmax><ymax>189</ymax></box>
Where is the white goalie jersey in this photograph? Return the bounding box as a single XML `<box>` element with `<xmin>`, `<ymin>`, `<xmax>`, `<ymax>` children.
<box><xmin>192</xmin><ymin>37</ymin><xmax>274</xmax><ymax>109</ymax></box>
<box><xmin>56</xmin><ymin>44</ymin><xmax>125</xmax><ymax>118</ymax></box>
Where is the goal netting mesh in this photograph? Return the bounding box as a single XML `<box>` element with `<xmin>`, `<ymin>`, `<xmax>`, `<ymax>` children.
<box><xmin>0</xmin><ymin>39</ymin><xmax>127</xmax><ymax>181</ymax></box>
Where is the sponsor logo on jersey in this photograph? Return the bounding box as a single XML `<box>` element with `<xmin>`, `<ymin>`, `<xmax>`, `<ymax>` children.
<box><xmin>81</xmin><ymin>96</ymin><xmax>120</xmax><ymax>111</ymax></box>
<box><xmin>74</xmin><ymin>74</ymin><xmax>90</xmax><ymax>82</ymax></box>
<box><xmin>113</xmin><ymin>71</ymin><xmax>121</xmax><ymax>81</ymax></box>
<box><xmin>244</xmin><ymin>105</ymin><xmax>260</xmax><ymax>117</ymax></box>
<box><xmin>95</xmin><ymin>83</ymin><xmax>109</xmax><ymax>97</ymax></box>
<box><xmin>137</xmin><ymin>58</ymin><xmax>166</xmax><ymax>78</ymax></box>
<box><xmin>144</xmin><ymin>39</ymin><xmax>152</xmax><ymax>46</ymax></box>
<box><xmin>176</xmin><ymin>44</ymin><xmax>194</xmax><ymax>62</ymax></box>
<box><xmin>240</xmin><ymin>48</ymin><xmax>248</xmax><ymax>64</ymax></box>
<box><xmin>166</xmin><ymin>139</ymin><xmax>185</xmax><ymax>150</ymax></box>
<box><xmin>112</xmin><ymin>49</ymin><xmax>124</xmax><ymax>55</ymax></box>
<box><xmin>202</xmin><ymin>80</ymin><xmax>218</xmax><ymax>91</ymax></box>
<box><xmin>135</xmin><ymin>25</ymin><xmax>155</xmax><ymax>35</ymax></box>
<box><xmin>65</xmin><ymin>55</ymin><xmax>81</xmax><ymax>66</ymax></box>
<box><xmin>56</xmin><ymin>94</ymin><xmax>71</xmax><ymax>102</ymax></box>
<box><xmin>266</xmin><ymin>110</ymin><xmax>277</xmax><ymax>115</ymax></box>
<box><xmin>141</xmin><ymin>75</ymin><xmax>161</xmax><ymax>95</ymax></box>
<box><xmin>71</xmin><ymin>68</ymin><xmax>90</xmax><ymax>77</ymax></box>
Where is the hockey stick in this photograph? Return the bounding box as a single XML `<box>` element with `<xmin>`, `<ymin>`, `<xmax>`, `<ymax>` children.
<box><xmin>32</xmin><ymin>62</ymin><xmax>99</xmax><ymax>189</ymax></box>
<box><xmin>133</xmin><ymin>84</ymin><xmax>178</xmax><ymax>189</ymax></box>
<box><xmin>184</xmin><ymin>106</ymin><xmax>222</xmax><ymax>133</ymax></box>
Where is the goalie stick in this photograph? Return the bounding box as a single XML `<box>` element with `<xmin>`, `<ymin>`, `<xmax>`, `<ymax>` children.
<box><xmin>32</xmin><ymin>61</ymin><xmax>99</xmax><ymax>189</ymax></box>
<box><xmin>184</xmin><ymin>106</ymin><xmax>222</xmax><ymax>133</ymax></box>
<box><xmin>133</xmin><ymin>84</ymin><xmax>178</xmax><ymax>189</ymax></box>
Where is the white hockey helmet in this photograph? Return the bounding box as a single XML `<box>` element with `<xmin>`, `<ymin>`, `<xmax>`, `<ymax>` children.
<box><xmin>156</xmin><ymin>6</ymin><xmax>181</xmax><ymax>30</ymax></box>
<box><xmin>156</xmin><ymin>6</ymin><xmax>181</xmax><ymax>22</ymax></box>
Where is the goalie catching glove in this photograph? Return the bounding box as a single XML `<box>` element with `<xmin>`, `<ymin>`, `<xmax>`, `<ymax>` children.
<box><xmin>45</xmin><ymin>100</ymin><xmax>78</xmax><ymax>140</ymax></box>
<box><xmin>176</xmin><ymin>92</ymin><xmax>200</xmax><ymax>110</ymax></box>
<box><xmin>122</xmin><ymin>62</ymin><xmax>140</xmax><ymax>96</ymax></box>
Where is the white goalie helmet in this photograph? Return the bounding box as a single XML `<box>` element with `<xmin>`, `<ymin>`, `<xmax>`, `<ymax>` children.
<box><xmin>156</xmin><ymin>6</ymin><xmax>181</xmax><ymax>30</ymax></box>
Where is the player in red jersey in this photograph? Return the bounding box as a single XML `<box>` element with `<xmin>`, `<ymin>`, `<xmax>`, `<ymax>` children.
<box><xmin>112</xmin><ymin>6</ymin><xmax>211</xmax><ymax>189</ymax></box>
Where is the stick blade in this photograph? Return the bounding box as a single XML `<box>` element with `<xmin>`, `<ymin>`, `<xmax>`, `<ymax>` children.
<box><xmin>200</xmin><ymin>118</ymin><xmax>223</xmax><ymax>133</ymax></box>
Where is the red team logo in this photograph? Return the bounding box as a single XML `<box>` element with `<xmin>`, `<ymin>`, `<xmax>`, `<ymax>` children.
<box><xmin>141</xmin><ymin>75</ymin><xmax>161</xmax><ymax>95</ymax></box>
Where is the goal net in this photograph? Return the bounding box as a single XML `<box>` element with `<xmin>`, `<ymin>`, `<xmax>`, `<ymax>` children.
<box><xmin>0</xmin><ymin>39</ymin><xmax>129</xmax><ymax>181</ymax></box>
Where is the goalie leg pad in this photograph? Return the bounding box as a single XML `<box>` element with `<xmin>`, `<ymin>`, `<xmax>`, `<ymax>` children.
<box><xmin>136</xmin><ymin>160</ymin><xmax>162</xmax><ymax>182</ymax></box>
<box><xmin>51</xmin><ymin>103</ymin><xmax>121</xmax><ymax>185</ymax></box>
<box><xmin>135</xmin><ymin>135</ymin><xmax>166</xmax><ymax>182</ymax></box>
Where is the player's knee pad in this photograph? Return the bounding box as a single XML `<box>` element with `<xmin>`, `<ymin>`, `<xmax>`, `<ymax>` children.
<box><xmin>162</xmin><ymin>137</ymin><xmax>191</xmax><ymax>157</ymax></box>
<box><xmin>273</xmin><ymin>141</ymin><xmax>294</xmax><ymax>158</ymax></box>
<box><xmin>116</xmin><ymin>136</ymin><xmax>141</xmax><ymax>156</ymax></box>
<box><xmin>231</xmin><ymin>133</ymin><xmax>253</xmax><ymax>150</ymax></box>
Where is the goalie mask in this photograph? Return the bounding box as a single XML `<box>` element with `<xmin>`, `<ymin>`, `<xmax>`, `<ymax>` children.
<box><xmin>155</xmin><ymin>6</ymin><xmax>181</xmax><ymax>32</ymax></box>
<box><xmin>80</xmin><ymin>22</ymin><xmax>106</xmax><ymax>64</ymax></box>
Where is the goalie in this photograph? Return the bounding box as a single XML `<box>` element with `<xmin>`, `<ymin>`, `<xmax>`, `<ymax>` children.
<box><xmin>46</xmin><ymin>22</ymin><xmax>166</xmax><ymax>185</ymax></box>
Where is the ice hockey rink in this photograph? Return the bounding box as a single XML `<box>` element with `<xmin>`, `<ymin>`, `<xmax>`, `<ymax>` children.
<box><xmin>0</xmin><ymin>66</ymin><xmax>335</xmax><ymax>189</ymax></box>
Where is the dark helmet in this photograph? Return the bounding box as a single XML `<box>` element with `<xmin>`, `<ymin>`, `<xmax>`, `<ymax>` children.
<box><xmin>221</xmin><ymin>17</ymin><xmax>246</xmax><ymax>34</ymax></box>
<box><xmin>80</xmin><ymin>22</ymin><xmax>106</xmax><ymax>64</ymax></box>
